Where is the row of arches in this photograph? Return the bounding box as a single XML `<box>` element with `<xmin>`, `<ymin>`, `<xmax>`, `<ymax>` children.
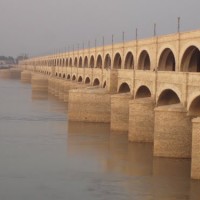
<box><xmin>117</xmin><ymin>82</ymin><xmax>200</xmax><ymax>115</ymax></box>
<box><xmin>26</xmin><ymin>45</ymin><xmax>200</xmax><ymax>72</ymax></box>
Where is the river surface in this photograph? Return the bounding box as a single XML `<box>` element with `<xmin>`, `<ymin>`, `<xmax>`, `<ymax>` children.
<box><xmin>0</xmin><ymin>78</ymin><xmax>200</xmax><ymax>200</ymax></box>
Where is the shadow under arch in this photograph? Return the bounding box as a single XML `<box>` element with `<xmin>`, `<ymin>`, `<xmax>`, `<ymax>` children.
<box><xmin>138</xmin><ymin>50</ymin><xmax>151</xmax><ymax>70</ymax></box>
<box><xmin>188</xmin><ymin>95</ymin><xmax>200</xmax><ymax>116</ymax></box>
<box><xmin>67</xmin><ymin>74</ymin><xmax>71</xmax><ymax>80</ymax></box>
<box><xmin>181</xmin><ymin>45</ymin><xmax>200</xmax><ymax>72</ymax></box>
<box><xmin>78</xmin><ymin>76</ymin><xmax>83</xmax><ymax>83</ymax></box>
<box><xmin>158</xmin><ymin>48</ymin><xmax>175</xmax><ymax>71</ymax></box>
<box><xmin>103</xmin><ymin>81</ymin><xmax>106</xmax><ymax>88</ymax></box>
<box><xmin>96</xmin><ymin>55</ymin><xmax>103</xmax><ymax>68</ymax></box>
<box><xmin>85</xmin><ymin>77</ymin><xmax>90</xmax><ymax>84</ymax></box>
<box><xmin>135</xmin><ymin>86</ymin><xmax>151</xmax><ymax>98</ymax></box>
<box><xmin>157</xmin><ymin>89</ymin><xmax>180</xmax><ymax>106</ymax></box>
<box><xmin>72</xmin><ymin>75</ymin><xmax>76</xmax><ymax>81</ymax></box>
<box><xmin>118</xmin><ymin>82</ymin><xmax>131</xmax><ymax>93</ymax></box>
<box><xmin>84</xmin><ymin>56</ymin><xmax>88</xmax><ymax>68</ymax></box>
<box><xmin>93</xmin><ymin>78</ymin><xmax>100</xmax><ymax>86</ymax></box>
<box><xmin>90</xmin><ymin>56</ymin><xmax>95</xmax><ymax>68</ymax></box>
<box><xmin>104</xmin><ymin>54</ymin><xmax>111</xmax><ymax>69</ymax></box>
<box><xmin>125</xmin><ymin>52</ymin><xmax>134</xmax><ymax>69</ymax></box>
<box><xmin>113</xmin><ymin>53</ymin><xmax>122</xmax><ymax>69</ymax></box>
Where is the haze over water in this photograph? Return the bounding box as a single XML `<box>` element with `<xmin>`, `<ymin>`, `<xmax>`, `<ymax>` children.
<box><xmin>0</xmin><ymin>78</ymin><xmax>200</xmax><ymax>200</ymax></box>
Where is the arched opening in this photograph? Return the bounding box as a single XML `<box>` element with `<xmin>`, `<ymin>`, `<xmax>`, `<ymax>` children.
<box><xmin>67</xmin><ymin>74</ymin><xmax>71</xmax><ymax>80</ymax></box>
<box><xmin>78</xmin><ymin>76</ymin><xmax>83</xmax><ymax>82</ymax></box>
<box><xmin>136</xmin><ymin>86</ymin><xmax>151</xmax><ymax>98</ymax></box>
<box><xmin>74</xmin><ymin>57</ymin><xmax>78</xmax><ymax>67</ymax></box>
<box><xmin>189</xmin><ymin>96</ymin><xmax>200</xmax><ymax>116</ymax></box>
<box><xmin>84</xmin><ymin>56</ymin><xmax>88</xmax><ymax>68</ymax></box>
<box><xmin>62</xmin><ymin>58</ymin><xmax>65</xmax><ymax>66</ymax></box>
<box><xmin>118</xmin><ymin>83</ymin><xmax>131</xmax><ymax>93</ymax></box>
<box><xmin>113</xmin><ymin>53</ymin><xmax>122</xmax><ymax>69</ymax></box>
<box><xmin>59</xmin><ymin>73</ymin><xmax>61</xmax><ymax>78</ymax></box>
<box><xmin>72</xmin><ymin>75</ymin><xmax>76</xmax><ymax>81</ymax></box>
<box><xmin>158</xmin><ymin>48</ymin><xmax>175</xmax><ymax>71</ymax></box>
<box><xmin>79</xmin><ymin>57</ymin><xmax>82</xmax><ymax>68</ymax></box>
<box><xmin>66</xmin><ymin>59</ymin><xmax>68</xmax><ymax>66</ymax></box>
<box><xmin>93</xmin><ymin>78</ymin><xmax>100</xmax><ymax>86</ymax></box>
<box><xmin>69</xmin><ymin>58</ymin><xmax>72</xmax><ymax>67</ymax></box>
<box><xmin>56</xmin><ymin>73</ymin><xmax>58</xmax><ymax>77</ymax></box>
<box><xmin>138</xmin><ymin>50</ymin><xmax>151</xmax><ymax>70</ymax></box>
<box><xmin>181</xmin><ymin>46</ymin><xmax>200</xmax><ymax>72</ymax></box>
<box><xmin>157</xmin><ymin>89</ymin><xmax>180</xmax><ymax>106</ymax></box>
<box><xmin>90</xmin><ymin>56</ymin><xmax>95</xmax><ymax>68</ymax></box>
<box><xmin>85</xmin><ymin>77</ymin><xmax>90</xmax><ymax>84</ymax></box>
<box><xmin>103</xmin><ymin>81</ymin><xmax>106</xmax><ymax>88</ymax></box>
<box><xmin>96</xmin><ymin>55</ymin><xmax>102</xmax><ymax>68</ymax></box>
<box><xmin>63</xmin><ymin>74</ymin><xmax>66</xmax><ymax>78</ymax></box>
<box><xmin>125</xmin><ymin>52</ymin><xmax>134</xmax><ymax>69</ymax></box>
<box><xmin>104</xmin><ymin>54</ymin><xmax>111</xmax><ymax>69</ymax></box>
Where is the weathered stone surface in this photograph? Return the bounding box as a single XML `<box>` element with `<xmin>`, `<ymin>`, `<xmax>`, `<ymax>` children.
<box><xmin>68</xmin><ymin>87</ymin><xmax>111</xmax><ymax>123</ymax></box>
<box><xmin>191</xmin><ymin>117</ymin><xmax>200</xmax><ymax>179</ymax></box>
<box><xmin>111</xmin><ymin>93</ymin><xmax>132</xmax><ymax>132</ymax></box>
<box><xmin>129</xmin><ymin>97</ymin><xmax>155</xmax><ymax>142</ymax></box>
<box><xmin>154</xmin><ymin>104</ymin><xmax>192</xmax><ymax>158</ymax></box>
<box><xmin>21</xmin><ymin>70</ymin><xmax>32</xmax><ymax>83</ymax></box>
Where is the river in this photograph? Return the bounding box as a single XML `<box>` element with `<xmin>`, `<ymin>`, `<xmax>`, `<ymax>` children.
<box><xmin>0</xmin><ymin>78</ymin><xmax>199</xmax><ymax>200</ymax></box>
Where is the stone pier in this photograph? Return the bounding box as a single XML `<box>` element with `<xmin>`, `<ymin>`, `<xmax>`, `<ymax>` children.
<box><xmin>129</xmin><ymin>97</ymin><xmax>154</xmax><ymax>142</ymax></box>
<box><xmin>191</xmin><ymin>117</ymin><xmax>200</xmax><ymax>179</ymax></box>
<box><xmin>111</xmin><ymin>93</ymin><xmax>132</xmax><ymax>132</ymax></box>
<box><xmin>68</xmin><ymin>87</ymin><xmax>111</xmax><ymax>123</ymax></box>
<box><xmin>21</xmin><ymin>70</ymin><xmax>32</xmax><ymax>83</ymax></box>
<box><xmin>154</xmin><ymin>104</ymin><xmax>192</xmax><ymax>158</ymax></box>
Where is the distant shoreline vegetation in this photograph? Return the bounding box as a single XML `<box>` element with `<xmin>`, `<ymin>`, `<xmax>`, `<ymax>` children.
<box><xmin>0</xmin><ymin>55</ymin><xmax>28</xmax><ymax>67</ymax></box>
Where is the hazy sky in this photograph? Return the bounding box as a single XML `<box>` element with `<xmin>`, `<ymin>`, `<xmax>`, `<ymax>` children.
<box><xmin>0</xmin><ymin>0</ymin><xmax>200</xmax><ymax>58</ymax></box>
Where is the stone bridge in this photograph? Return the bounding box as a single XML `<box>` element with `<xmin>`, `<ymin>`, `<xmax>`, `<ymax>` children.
<box><xmin>20</xmin><ymin>29</ymin><xmax>200</xmax><ymax>179</ymax></box>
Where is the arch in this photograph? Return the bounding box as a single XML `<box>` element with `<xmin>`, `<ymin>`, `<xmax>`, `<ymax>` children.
<box><xmin>157</xmin><ymin>89</ymin><xmax>180</xmax><ymax>106</ymax></box>
<box><xmin>96</xmin><ymin>55</ymin><xmax>103</xmax><ymax>68</ymax></box>
<box><xmin>69</xmin><ymin>58</ymin><xmax>72</xmax><ymax>67</ymax></box>
<box><xmin>104</xmin><ymin>54</ymin><xmax>111</xmax><ymax>69</ymax></box>
<box><xmin>85</xmin><ymin>77</ymin><xmax>90</xmax><ymax>84</ymax></box>
<box><xmin>78</xmin><ymin>76</ymin><xmax>83</xmax><ymax>82</ymax></box>
<box><xmin>135</xmin><ymin>86</ymin><xmax>151</xmax><ymax>98</ymax></box>
<box><xmin>74</xmin><ymin>57</ymin><xmax>78</xmax><ymax>67</ymax></box>
<box><xmin>56</xmin><ymin>73</ymin><xmax>58</xmax><ymax>77</ymax></box>
<box><xmin>84</xmin><ymin>56</ymin><xmax>88</xmax><ymax>68</ymax></box>
<box><xmin>138</xmin><ymin>50</ymin><xmax>151</xmax><ymax>70</ymax></box>
<box><xmin>67</xmin><ymin>74</ymin><xmax>71</xmax><ymax>80</ymax></box>
<box><xmin>118</xmin><ymin>82</ymin><xmax>131</xmax><ymax>93</ymax></box>
<box><xmin>63</xmin><ymin>74</ymin><xmax>66</xmax><ymax>78</ymax></box>
<box><xmin>188</xmin><ymin>95</ymin><xmax>200</xmax><ymax>116</ymax></box>
<box><xmin>113</xmin><ymin>53</ymin><xmax>122</xmax><ymax>69</ymax></box>
<box><xmin>158</xmin><ymin>48</ymin><xmax>176</xmax><ymax>71</ymax></box>
<box><xmin>103</xmin><ymin>81</ymin><xmax>106</xmax><ymax>88</ymax></box>
<box><xmin>125</xmin><ymin>52</ymin><xmax>134</xmax><ymax>69</ymax></box>
<box><xmin>93</xmin><ymin>78</ymin><xmax>100</xmax><ymax>86</ymax></box>
<box><xmin>180</xmin><ymin>46</ymin><xmax>200</xmax><ymax>72</ymax></box>
<box><xmin>90</xmin><ymin>56</ymin><xmax>95</xmax><ymax>68</ymax></box>
<box><xmin>59</xmin><ymin>73</ymin><xmax>62</xmax><ymax>78</ymax></box>
<box><xmin>79</xmin><ymin>57</ymin><xmax>83</xmax><ymax>68</ymax></box>
<box><xmin>66</xmin><ymin>58</ymin><xmax>68</xmax><ymax>66</ymax></box>
<box><xmin>72</xmin><ymin>75</ymin><xmax>76</xmax><ymax>81</ymax></box>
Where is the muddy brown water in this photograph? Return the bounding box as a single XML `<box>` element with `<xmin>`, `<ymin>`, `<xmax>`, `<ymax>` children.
<box><xmin>0</xmin><ymin>79</ymin><xmax>199</xmax><ymax>200</ymax></box>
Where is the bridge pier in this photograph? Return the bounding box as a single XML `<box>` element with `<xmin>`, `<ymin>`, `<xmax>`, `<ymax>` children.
<box><xmin>129</xmin><ymin>97</ymin><xmax>155</xmax><ymax>142</ymax></box>
<box><xmin>21</xmin><ymin>70</ymin><xmax>32</xmax><ymax>83</ymax></box>
<box><xmin>111</xmin><ymin>93</ymin><xmax>132</xmax><ymax>132</ymax></box>
<box><xmin>191</xmin><ymin>117</ymin><xmax>200</xmax><ymax>179</ymax></box>
<box><xmin>68</xmin><ymin>87</ymin><xmax>110</xmax><ymax>123</ymax></box>
<box><xmin>154</xmin><ymin>104</ymin><xmax>192</xmax><ymax>158</ymax></box>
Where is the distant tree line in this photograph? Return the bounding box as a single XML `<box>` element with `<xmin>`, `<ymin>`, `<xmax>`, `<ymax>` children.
<box><xmin>0</xmin><ymin>54</ymin><xmax>28</xmax><ymax>65</ymax></box>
